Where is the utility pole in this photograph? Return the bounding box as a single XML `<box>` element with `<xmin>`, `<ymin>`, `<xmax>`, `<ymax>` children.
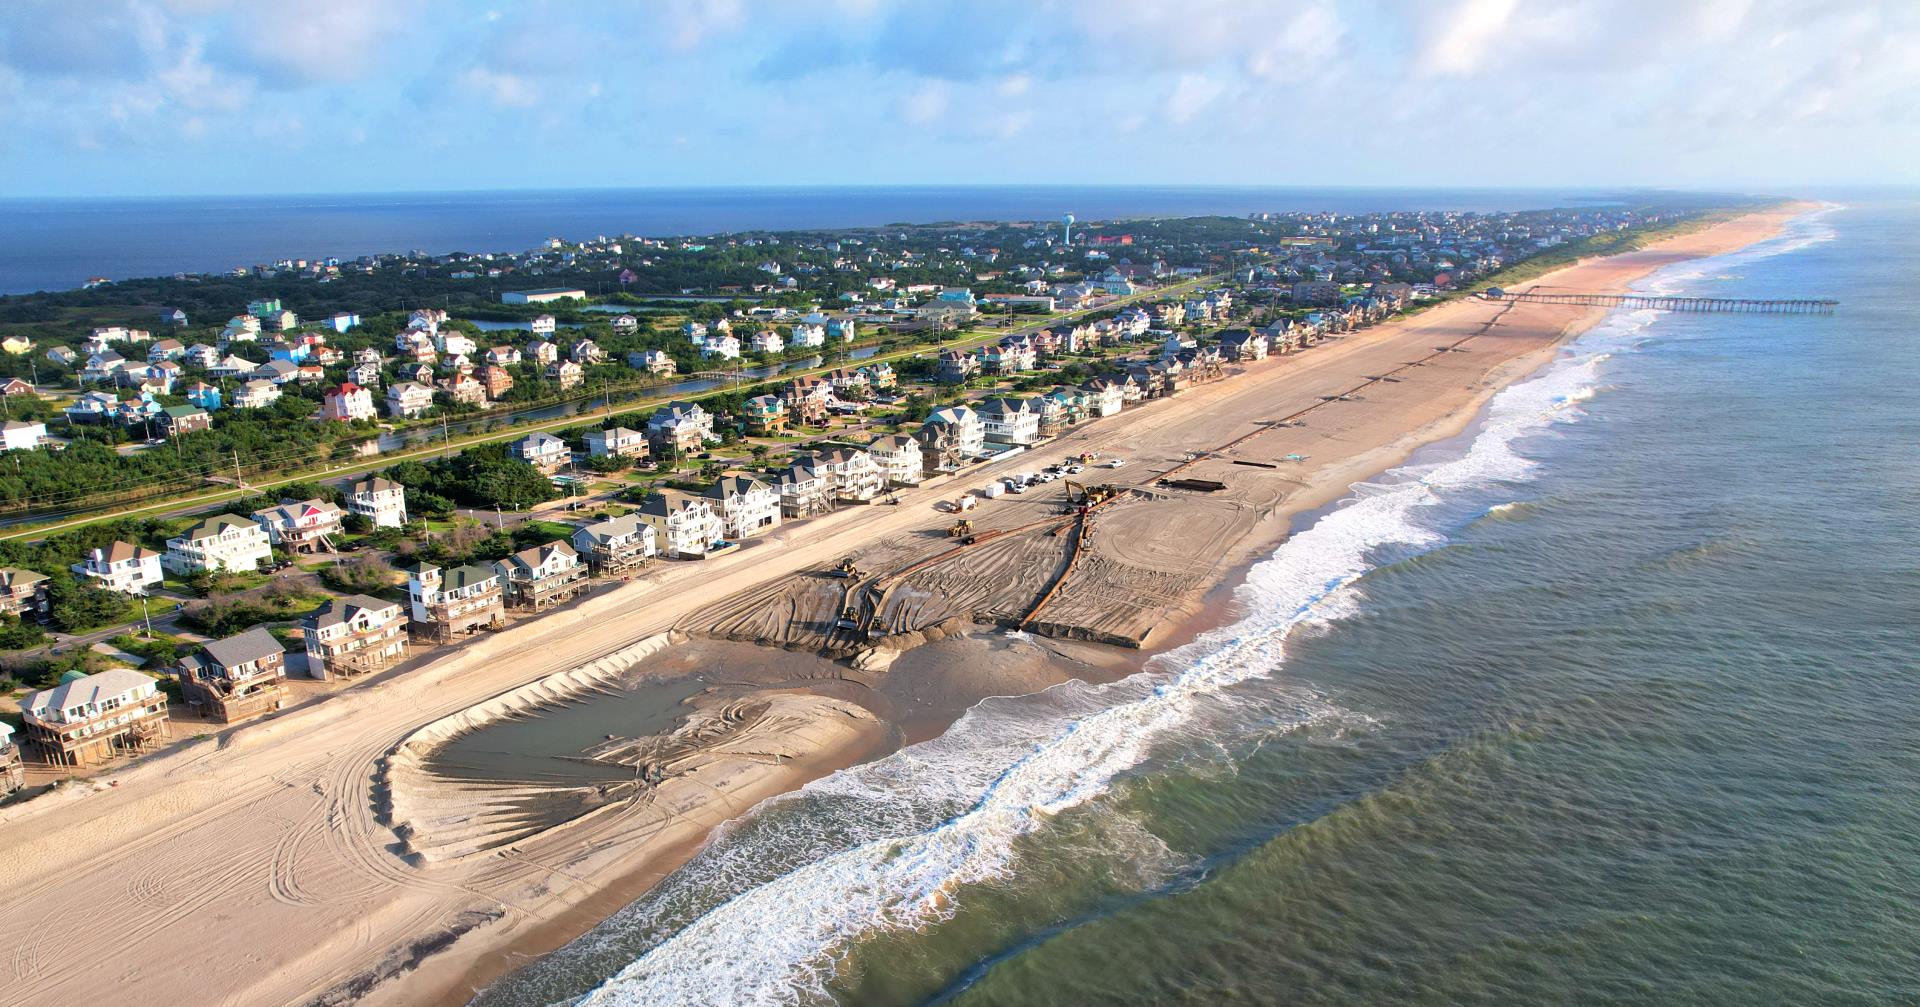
<box><xmin>232</xmin><ymin>448</ymin><xmax>244</xmax><ymax>491</ymax></box>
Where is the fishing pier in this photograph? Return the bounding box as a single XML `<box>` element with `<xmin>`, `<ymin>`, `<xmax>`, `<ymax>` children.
<box><xmin>1482</xmin><ymin>289</ymin><xmax>1837</xmax><ymax>314</ymax></box>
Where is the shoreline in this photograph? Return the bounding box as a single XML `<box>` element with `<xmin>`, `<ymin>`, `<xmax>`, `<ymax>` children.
<box><xmin>432</xmin><ymin>203</ymin><xmax>1815</xmax><ymax>1004</ymax></box>
<box><xmin>0</xmin><ymin>203</ymin><xmax>1812</xmax><ymax>1007</ymax></box>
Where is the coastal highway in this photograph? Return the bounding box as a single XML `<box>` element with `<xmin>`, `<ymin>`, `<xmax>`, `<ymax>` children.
<box><xmin>0</xmin><ymin>274</ymin><xmax>1217</xmax><ymax>543</ymax></box>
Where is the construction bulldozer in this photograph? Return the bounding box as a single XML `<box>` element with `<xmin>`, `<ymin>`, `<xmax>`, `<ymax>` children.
<box><xmin>832</xmin><ymin>557</ymin><xmax>862</xmax><ymax>578</ymax></box>
<box><xmin>947</xmin><ymin>519</ymin><xmax>974</xmax><ymax>539</ymax></box>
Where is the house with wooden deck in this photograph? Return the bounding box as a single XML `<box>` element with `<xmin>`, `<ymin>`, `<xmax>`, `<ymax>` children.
<box><xmin>570</xmin><ymin>514</ymin><xmax>657</xmax><ymax>576</ymax></box>
<box><xmin>494</xmin><ymin>541</ymin><xmax>588</xmax><ymax>611</ymax></box>
<box><xmin>866</xmin><ymin>434</ymin><xmax>925</xmax><ymax>486</ymax></box>
<box><xmin>584</xmin><ymin>426</ymin><xmax>649</xmax><ymax>460</ymax></box>
<box><xmin>703</xmin><ymin>475</ymin><xmax>781</xmax><ymax>539</ymax></box>
<box><xmin>253</xmin><ymin>499</ymin><xmax>342</xmax><ymax>554</ymax></box>
<box><xmin>635</xmin><ymin>489</ymin><xmax>726</xmax><ymax>558</ymax></box>
<box><xmin>20</xmin><ymin>669</ymin><xmax>169</xmax><ymax>767</ymax></box>
<box><xmin>175</xmin><ymin>627</ymin><xmax>287</xmax><ymax>723</ymax></box>
<box><xmin>302</xmin><ymin>594</ymin><xmax>409</xmax><ymax>679</ymax></box>
<box><xmin>0</xmin><ymin>723</ymin><xmax>21</xmax><ymax>795</ymax></box>
<box><xmin>405</xmin><ymin>563</ymin><xmax>506</xmax><ymax>642</ymax></box>
<box><xmin>743</xmin><ymin>394</ymin><xmax>788</xmax><ymax>436</ymax></box>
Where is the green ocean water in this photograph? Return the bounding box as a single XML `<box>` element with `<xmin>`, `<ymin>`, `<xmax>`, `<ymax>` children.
<box><xmin>473</xmin><ymin>200</ymin><xmax>1918</xmax><ymax>1006</ymax></box>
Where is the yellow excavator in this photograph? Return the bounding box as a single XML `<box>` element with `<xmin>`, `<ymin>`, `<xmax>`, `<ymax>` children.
<box><xmin>832</xmin><ymin>557</ymin><xmax>862</xmax><ymax>578</ymax></box>
<box><xmin>947</xmin><ymin>519</ymin><xmax>974</xmax><ymax>538</ymax></box>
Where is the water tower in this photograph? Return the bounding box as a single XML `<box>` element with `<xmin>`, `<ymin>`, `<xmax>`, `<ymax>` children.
<box><xmin>1062</xmin><ymin>213</ymin><xmax>1075</xmax><ymax>246</ymax></box>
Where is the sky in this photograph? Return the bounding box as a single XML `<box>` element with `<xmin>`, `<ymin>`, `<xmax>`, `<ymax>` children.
<box><xmin>0</xmin><ymin>0</ymin><xmax>1915</xmax><ymax>198</ymax></box>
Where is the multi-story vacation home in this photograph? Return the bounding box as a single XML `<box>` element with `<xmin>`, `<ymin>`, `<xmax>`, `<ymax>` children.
<box><xmin>301</xmin><ymin>594</ymin><xmax>409</xmax><ymax>679</ymax></box>
<box><xmin>635</xmin><ymin>489</ymin><xmax>726</xmax><ymax>558</ymax></box>
<box><xmin>72</xmin><ymin>541</ymin><xmax>163</xmax><ymax>595</ymax></box>
<box><xmin>345</xmin><ymin>476</ymin><xmax>408</xmax><ymax>529</ymax></box>
<box><xmin>163</xmin><ymin>513</ymin><xmax>273</xmax><ymax>575</ymax></box>
<box><xmin>494</xmin><ymin>541</ymin><xmax>588</xmax><ymax>611</ymax></box>
<box><xmin>570</xmin><ymin>513</ymin><xmax>657</xmax><ymax>576</ymax></box>
<box><xmin>0</xmin><ymin>567</ymin><xmax>50</xmax><ymax>623</ymax></box>
<box><xmin>253</xmin><ymin>498</ymin><xmax>343</xmax><ymax>554</ymax></box>
<box><xmin>174</xmin><ymin>626</ymin><xmax>286</xmax><ymax>723</ymax></box>
<box><xmin>405</xmin><ymin>563</ymin><xmax>506</xmax><ymax>642</ymax></box>
<box><xmin>20</xmin><ymin>669</ymin><xmax>169</xmax><ymax>767</ymax></box>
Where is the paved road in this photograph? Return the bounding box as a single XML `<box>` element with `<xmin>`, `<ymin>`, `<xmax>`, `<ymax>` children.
<box><xmin>0</xmin><ymin>276</ymin><xmax>1214</xmax><ymax>544</ymax></box>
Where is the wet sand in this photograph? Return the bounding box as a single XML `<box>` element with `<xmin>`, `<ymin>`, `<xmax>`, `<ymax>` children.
<box><xmin>0</xmin><ymin>204</ymin><xmax>1810</xmax><ymax>1007</ymax></box>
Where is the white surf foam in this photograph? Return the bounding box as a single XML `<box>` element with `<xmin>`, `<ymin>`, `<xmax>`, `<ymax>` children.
<box><xmin>573</xmin><ymin>349</ymin><xmax>1609</xmax><ymax>1007</ymax></box>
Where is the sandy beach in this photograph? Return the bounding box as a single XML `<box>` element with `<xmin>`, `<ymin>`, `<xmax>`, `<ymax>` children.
<box><xmin>0</xmin><ymin>205</ymin><xmax>1808</xmax><ymax>1007</ymax></box>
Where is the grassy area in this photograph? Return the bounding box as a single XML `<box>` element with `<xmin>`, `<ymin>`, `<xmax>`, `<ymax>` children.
<box><xmin>2</xmin><ymin>274</ymin><xmax>1214</xmax><ymax>544</ymax></box>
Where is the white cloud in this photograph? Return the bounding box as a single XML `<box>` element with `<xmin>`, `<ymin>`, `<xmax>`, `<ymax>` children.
<box><xmin>1419</xmin><ymin>0</ymin><xmax>1519</xmax><ymax>77</ymax></box>
<box><xmin>899</xmin><ymin>80</ymin><xmax>949</xmax><ymax>124</ymax></box>
<box><xmin>460</xmin><ymin>67</ymin><xmax>538</xmax><ymax>108</ymax></box>
<box><xmin>1163</xmin><ymin>73</ymin><xmax>1226</xmax><ymax>125</ymax></box>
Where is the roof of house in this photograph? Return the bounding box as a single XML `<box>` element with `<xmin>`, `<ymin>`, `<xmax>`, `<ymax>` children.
<box><xmin>199</xmin><ymin>626</ymin><xmax>284</xmax><ymax>670</ymax></box>
<box><xmin>95</xmin><ymin>540</ymin><xmax>159</xmax><ymax>564</ymax></box>
<box><xmin>302</xmin><ymin>593</ymin><xmax>400</xmax><ymax>629</ymax></box>
<box><xmin>441</xmin><ymin>564</ymin><xmax>498</xmax><ymax>591</ymax></box>
<box><xmin>573</xmin><ymin>513</ymin><xmax>648</xmax><ymax>546</ymax></box>
<box><xmin>703</xmin><ymin>475</ymin><xmax>769</xmax><ymax>500</ymax></box>
<box><xmin>176</xmin><ymin>513</ymin><xmax>258</xmax><ymax>541</ymax></box>
<box><xmin>0</xmin><ymin>567</ymin><xmax>47</xmax><ymax>589</ymax></box>
<box><xmin>636</xmin><ymin>488</ymin><xmax>706</xmax><ymax>517</ymax></box>
<box><xmin>23</xmin><ymin>669</ymin><xmax>155</xmax><ymax>716</ymax></box>
<box><xmin>498</xmin><ymin>541</ymin><xmax>577</xmax><ymax>575</ymax></box>
<box><xmin>256</xmin><ymin>498</ymin><xmax>341</xmax><ymax>522</ymax></box>
<box><xmin>347</xmin><ymin>476</ymin><xmax>402</xmax><ymax>495</ymax></box>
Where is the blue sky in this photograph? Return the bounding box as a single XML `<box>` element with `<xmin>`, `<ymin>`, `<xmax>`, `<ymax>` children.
<box><xmin>1</xmin><ymin>0</ymin><xmax>1915</xmax><ymax>197</ymax></box>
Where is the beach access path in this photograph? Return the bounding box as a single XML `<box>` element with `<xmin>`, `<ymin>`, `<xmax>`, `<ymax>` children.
<box><xmin>0</xmin><ymin>206</ymin><xmax>1806</xmax><ymax>1007</ymax></box>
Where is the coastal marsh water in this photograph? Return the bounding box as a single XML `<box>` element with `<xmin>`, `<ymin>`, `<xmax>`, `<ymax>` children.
<box><xmin>469</xmin><ymin>203</ymin><xmax>1917</xmax><ymax>1006</ymax></box>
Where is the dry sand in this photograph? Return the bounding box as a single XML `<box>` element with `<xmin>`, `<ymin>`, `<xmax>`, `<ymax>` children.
<box><xmin>0</xmin><ymin>205</ymin><xmax>1807</xmax><ymax>1007</ymax></box>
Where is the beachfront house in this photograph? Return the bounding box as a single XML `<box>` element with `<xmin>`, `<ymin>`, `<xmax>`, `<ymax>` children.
<box><xmin>635</xmin><ymin>489</ymin><xmax>726</xmax><ymax>558</ymax></box>
<box><xmin>0</xmin><ymin>723</ymin><xmax>21</xmax><ymax>796</ymax></box>
<box><xmin>917</xmin><ymin>404</ymin><xmax>986</xmax><ymax>471</ymax></box>
<box><xmin>20</xmin><ymin>669</ymin><xmax>170</xmax><ymax>767</ymax></box>
<box><xmin>346</xmin><ymin>475</ymin><xmax>408</xmax><ymax>529</ymax></box>
<box><xmin>570</xmin><ymin>513</ymin><xmax>657</xmax><ymax>576</ymax></box>
<box><xmin>174</xmin><ymin>627</ymin><xmax>287</xmax><ymax>724</ymax></box>
<box><xmin>804</xmin><ymin>448</ymin><xmax>885</xmax><ymax>503</ymax></box>
<box><xmin>302</xmin><ymin>594</ymin><xmax>410</xmax><ymax>680</ymax></box>
<box><xmin>867</xmin><ymin>434</ymin><xmax>925</xmax><ymax>486</ymax></box>
<box><xmin>72</xmin><ymin>541</ymin><xmax>163</xmax><ymax>595</ymax></box>
<box><xmin>773</xmin><ymin>464</ymin><xmax>831</xmax><ymax>518</ymax></box>
<box><xmin>703</xmin><ymin>476</ymin><xmax>782</xmax><ymax>540</ymax></box>
<box><xmin>405</xmin><ymin>563</ymin><xmax>506</xmax><ymax>643</ymax></box>
<box><xmin>977</xmin><ymin>397</ymin><xmax>1041</xmax><ymax>447</ymax></box>
<box><xmin>494</xmin><ymin>541</ymin><xmax>589</xmax><ymax>611</ymax></box>
<box><xmin>163</xmin><ymin>513</ymin><xmax>273</xmax><ymax>575</ymax></box>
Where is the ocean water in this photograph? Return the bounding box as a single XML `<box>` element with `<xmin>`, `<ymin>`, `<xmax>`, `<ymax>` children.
<box><xmin>0</xmin><ymin>185</ymin><xmax>1617</xmax><ymax>295</ymax></box>
<box><xmin>470</xmin><ymin>201</ymin><xmax>1918</xmax><ymax>1006</ymax></box>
